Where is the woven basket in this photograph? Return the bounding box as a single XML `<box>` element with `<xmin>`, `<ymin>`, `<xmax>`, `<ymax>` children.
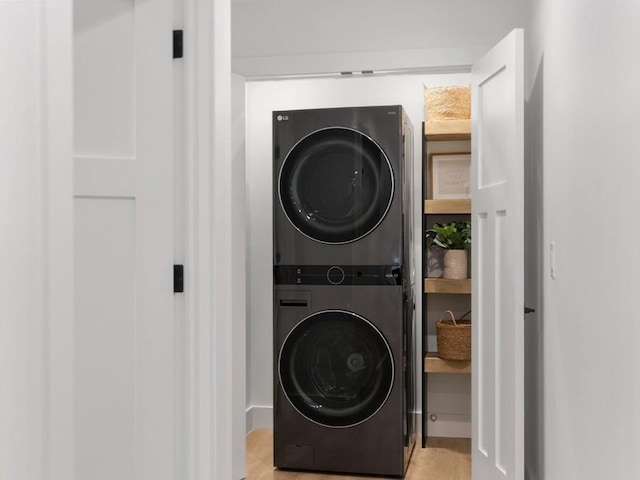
<box><xmin>436</xmin><ymin>310</ymin><xmax>471</xmax><ymax>361</ymax></box>
<box><xmin>424</xmin><ymin>86</ymin><xmax>471</xmax><ymax>121</ymax></box>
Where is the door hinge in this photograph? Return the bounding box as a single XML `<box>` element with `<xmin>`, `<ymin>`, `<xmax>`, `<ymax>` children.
<box><xmin>173</xmin><ymin>30</ymin><xmax>183</xmax><ymax>59</ymax></box>
<box><xmin>174</xmin><ymin>264</ymin><xmax>184</xmax><ymax>293</ymax></box>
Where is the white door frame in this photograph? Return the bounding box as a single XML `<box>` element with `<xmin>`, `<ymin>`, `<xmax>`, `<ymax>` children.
<box><xmin>0</xmin><ymin>0</ymin><xmax>74</xmax><ymax>479</ymax></box>
<box><xmin>44</xmin><ymin>1</ymin><xmax>75</xmax><ymax>478</ymax></box>
<box><xmin>3</xmin><ymin>0</ymin><xmax>242</xmax><ymax>478</ymax></box>
<box><xmin>182</xmin><ymin>0</ymin><xmax>246</xmax><ymax>479</ymax></box>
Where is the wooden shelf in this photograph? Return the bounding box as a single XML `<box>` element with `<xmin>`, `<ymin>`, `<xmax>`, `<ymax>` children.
<box><xmin>424</xmin><ymin>119</ymin><xmax>471</xmax><ymax>141</ymax></box>
<box><xmin>424</xmin><ymin>278</ymin><xmax>471</xmax><ymax>294</ymax></box>
<box><xmin>424</xmin><ymin>353</ymin><xmax>471</xmax><ymax>374</ymax></box>
<box><xmin>421</xmin><ymin>118</ymin><xmax>473</xmax><ymax>447</ymax></box>
<box><xmin>424</xmin><ymin>199</ymin><xmax>471</xmax><ymax>214</ymax></box>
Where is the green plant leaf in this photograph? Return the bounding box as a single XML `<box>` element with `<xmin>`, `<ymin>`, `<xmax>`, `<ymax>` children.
<box><xmin>425</xmin><ymin>221</ymin><xmax>472</xmax><ymax>250</ymax></box>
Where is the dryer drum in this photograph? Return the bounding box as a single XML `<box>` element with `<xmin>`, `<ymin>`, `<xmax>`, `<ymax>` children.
<box><xmin>278</xmin><ymin>127</ymin><xmax>394</xmax><ymax>244</ymax></box>
<box><xmin>278</xmin><ymin>310</ymin><xmax>394</xmax><ymax>428</ymax></box>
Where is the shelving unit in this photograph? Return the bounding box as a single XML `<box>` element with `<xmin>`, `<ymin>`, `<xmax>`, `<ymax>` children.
<box><xmin>424</xmin><ymin>199</ymin><xmax>471</xmax><ymax>214</ymax></box>
<box><xmin>425</xmin><ymin>119</ymin><xmax>471</xmax><ymax>141</ymax></box>
<box><xmin>421</xmin><ymin>121</ymin><xmax>472</xmax><ymax>447</ymax></box>
<box><xmin>424</xmin><ymin>278</ymin><xmax>471</xmax><ymax>295</ymax></box>
<box><xmin>424</xmin><ymin>353</ymin><xmax>471</xmax><ymax>374</ymax></box>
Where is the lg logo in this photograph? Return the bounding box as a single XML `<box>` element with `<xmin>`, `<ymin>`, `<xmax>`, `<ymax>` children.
<box><xmin>276</xmin><ymin>115</ymin><xmax>289</xmax><ymax>121</ymax></box>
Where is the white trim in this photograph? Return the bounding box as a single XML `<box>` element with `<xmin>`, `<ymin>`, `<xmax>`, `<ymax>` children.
<box><xmin>230</xmin><ymin>72</ymin><xmax>248</xmax><ymax>480</ymax></box>
<box><xmin>0</xmin><ymin>1</ymin><xmax>74</xmax><ymax>478</ymax></box>
<box><xmin>233</xmin><ymin>46</ymin><xmax>486</xmax><ymax>79</ymax></box>
<box><xmin>45</xmin><ymin>1</ymin><xmax>75</xmax><ymax>478</ymax></box>
<box><xmin>184</xmin><ymin>0</ymin><xmax>244</xmax><ymax>479</ymax></box>
<box><xmin>184</xmin><ymin>0</ymin><xmax>213</xmax><ymax>473</ymax></box>
<box><xmin>424</xmin><ymin>413</ymin><xmax>472</xmax><ymax>439</ymax></box>
<box><xmin>245</xmin><ymin>406</ymin><xmax>273</xmax><ymax>433</ymax></box>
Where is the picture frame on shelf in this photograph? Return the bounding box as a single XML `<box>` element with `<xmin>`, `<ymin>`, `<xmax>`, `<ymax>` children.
<box><xmin>429</xmin><ymin>152</ymin><xmax>471</xmax><ymax>199</ymax></box>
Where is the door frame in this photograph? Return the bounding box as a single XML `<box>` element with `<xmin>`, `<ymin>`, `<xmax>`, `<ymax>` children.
<box><xmin>1</xmin><ymin>0</ymin><xmax>74</xmax><ymax>479</ymax></box>
<box><xmin>23</xmin><ymin>0</ymin><xmax>242</xmax><ymax>477</ymax></box>
<box><xmin>182</xmin><ymin>0</ymin><xmax>246</xmax><ymax>479</ymax></box>
<box><xmin>45</xmin><ymin>1</ymin><xmax>75</xmax><ymax>478</ymax></box>
<box><xmin>28</xmin><ymin>2</ymin><xmax>525</xmax><ymax>478</ymax></box>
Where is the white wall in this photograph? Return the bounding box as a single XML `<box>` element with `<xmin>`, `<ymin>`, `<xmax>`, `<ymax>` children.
<box><xmin>245</xmin><ymin>72</ymin><xmax>472</xmax><ymax>434</ymax></box>
<box><xmin>527</xmin><ymin>1</ymin><xmax>640</xmax><ymax>478</ymax></box>
<box><xmin>232</xmin><ymin>0</ymin><xmax>525</xmax><ymax>77</ymax></box>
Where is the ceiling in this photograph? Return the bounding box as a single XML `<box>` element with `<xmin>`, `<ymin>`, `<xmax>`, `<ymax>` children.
<box><xmin>231</xmin><ymin>0</ymin><xmax>526</xmax><ymax>77</ymax></box>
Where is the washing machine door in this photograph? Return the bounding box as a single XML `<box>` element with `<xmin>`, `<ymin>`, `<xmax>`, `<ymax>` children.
<box><xmin>279</xmin><ymin>310</ymin><xmax>394</xmax><ymax>428</ymax></box>
<box><xmin>278</xmin><ymin>127</ymin><xmax>394</xmax><ymax>244</ymax></box>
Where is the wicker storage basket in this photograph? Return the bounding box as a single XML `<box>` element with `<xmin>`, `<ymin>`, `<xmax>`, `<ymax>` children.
<box><xmin>436</xmin><ymin>310</ymin><xmax>471</xmax><ymax>361</ymax></box>
<box><xmin>424</xmin><ymin>86</ymin><xmax>471</xmax><ymax>121</ymax></box>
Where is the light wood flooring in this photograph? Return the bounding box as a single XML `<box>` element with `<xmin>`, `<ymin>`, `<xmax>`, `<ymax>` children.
<box><xmin>246</xmin><ymin>429</ymin><xmax>470</xmax><ymax>480</ymax></box>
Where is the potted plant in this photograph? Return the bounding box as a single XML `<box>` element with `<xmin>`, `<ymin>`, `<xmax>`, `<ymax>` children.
<box><xmin>426</xmin><ymin>221</ymin><xmax>471</xmax><ymax>279</ymax></box>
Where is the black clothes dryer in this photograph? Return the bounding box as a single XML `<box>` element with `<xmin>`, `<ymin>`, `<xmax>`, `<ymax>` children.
<box><xmin>273</xmin><ymin>280</ymin><xmax>416</xmax><ymax>477</ymax></box>
<box><xmin>273</xmin><ymin>106</ymin><xmax>413</xmax><ymax>267</ymax></box>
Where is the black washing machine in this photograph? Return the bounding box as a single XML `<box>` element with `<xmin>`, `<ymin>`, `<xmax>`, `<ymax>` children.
<box><xmin>273</xmin><ymin>267</ymin><xmax>416</xmax><ymax>477</ymax></box>
<box><xmin>273</xmin><ymin>105</ymin><xmax>413</xmax><ymax>267</ymax></box>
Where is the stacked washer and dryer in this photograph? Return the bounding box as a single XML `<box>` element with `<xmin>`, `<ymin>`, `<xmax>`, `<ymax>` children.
<box><xmin>273</xmin><ymin>105</ymin><xmax>416</xmax><ymax>477</ymax></box>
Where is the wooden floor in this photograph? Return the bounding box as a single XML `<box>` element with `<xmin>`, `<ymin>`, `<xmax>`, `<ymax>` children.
<box><xmin>246</xmin><ymin>429</ymin><xmax>471</xmax><ymax>480</ymax></box>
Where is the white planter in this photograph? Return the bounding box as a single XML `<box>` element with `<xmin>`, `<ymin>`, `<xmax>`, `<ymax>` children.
<box><xmin>443</xmin><ymin>249</ymin><xmax>468</xmax><ymax>279</ymax></box>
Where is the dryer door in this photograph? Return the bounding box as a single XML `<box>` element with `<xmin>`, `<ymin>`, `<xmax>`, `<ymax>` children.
<box><xmin>279</xmin><ymin>310</ymin><xmax>394</xmax><ymax>428</ymax></box>
<box><xmin>278</xmin><ymin>127</ymin><xmax>394</xmax><ymax>244</ymax></box>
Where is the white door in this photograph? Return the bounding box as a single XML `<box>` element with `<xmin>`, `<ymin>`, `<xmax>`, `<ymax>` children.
<box><xmin>73</xmin><ymin>0</ymin><xmax>175</xmax><ymax>478</ymax></box>
<box><xmin>471</xmin><ymin>29</ymin><xmax>524</xmax><ymax>480</ymax></box>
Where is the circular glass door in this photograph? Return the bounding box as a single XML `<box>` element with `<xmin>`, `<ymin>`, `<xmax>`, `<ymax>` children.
<box><xmin>278</xmin><ymin>310</ymin><xmax>394</xmax><ymax>428</ymax></box>
<box><xmin>278</xmin><ymin>127</ymin><xmax>394</xmax><ymax>244</ymax></box>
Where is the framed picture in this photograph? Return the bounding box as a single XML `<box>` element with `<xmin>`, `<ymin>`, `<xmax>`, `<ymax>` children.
<box><xmin>429</xmin><ymin>152</ymin><xmax>471</xmax><ymax>199</ymax></box>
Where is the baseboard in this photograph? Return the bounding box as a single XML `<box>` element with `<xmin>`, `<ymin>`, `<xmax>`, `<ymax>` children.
<box><xmin>423</xmin><ymin>412</ymin><xmax>471</xmax><ymax>438</ymax></box>
<box><xmin>246</xmin><ymin>405</ymin><xmax>273</xmax><ymax>433</ymax></box>
<box><xmin>247</xmin><ymin>407</ymin><xmax>469</xmax><ymax>439</ymax></box>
